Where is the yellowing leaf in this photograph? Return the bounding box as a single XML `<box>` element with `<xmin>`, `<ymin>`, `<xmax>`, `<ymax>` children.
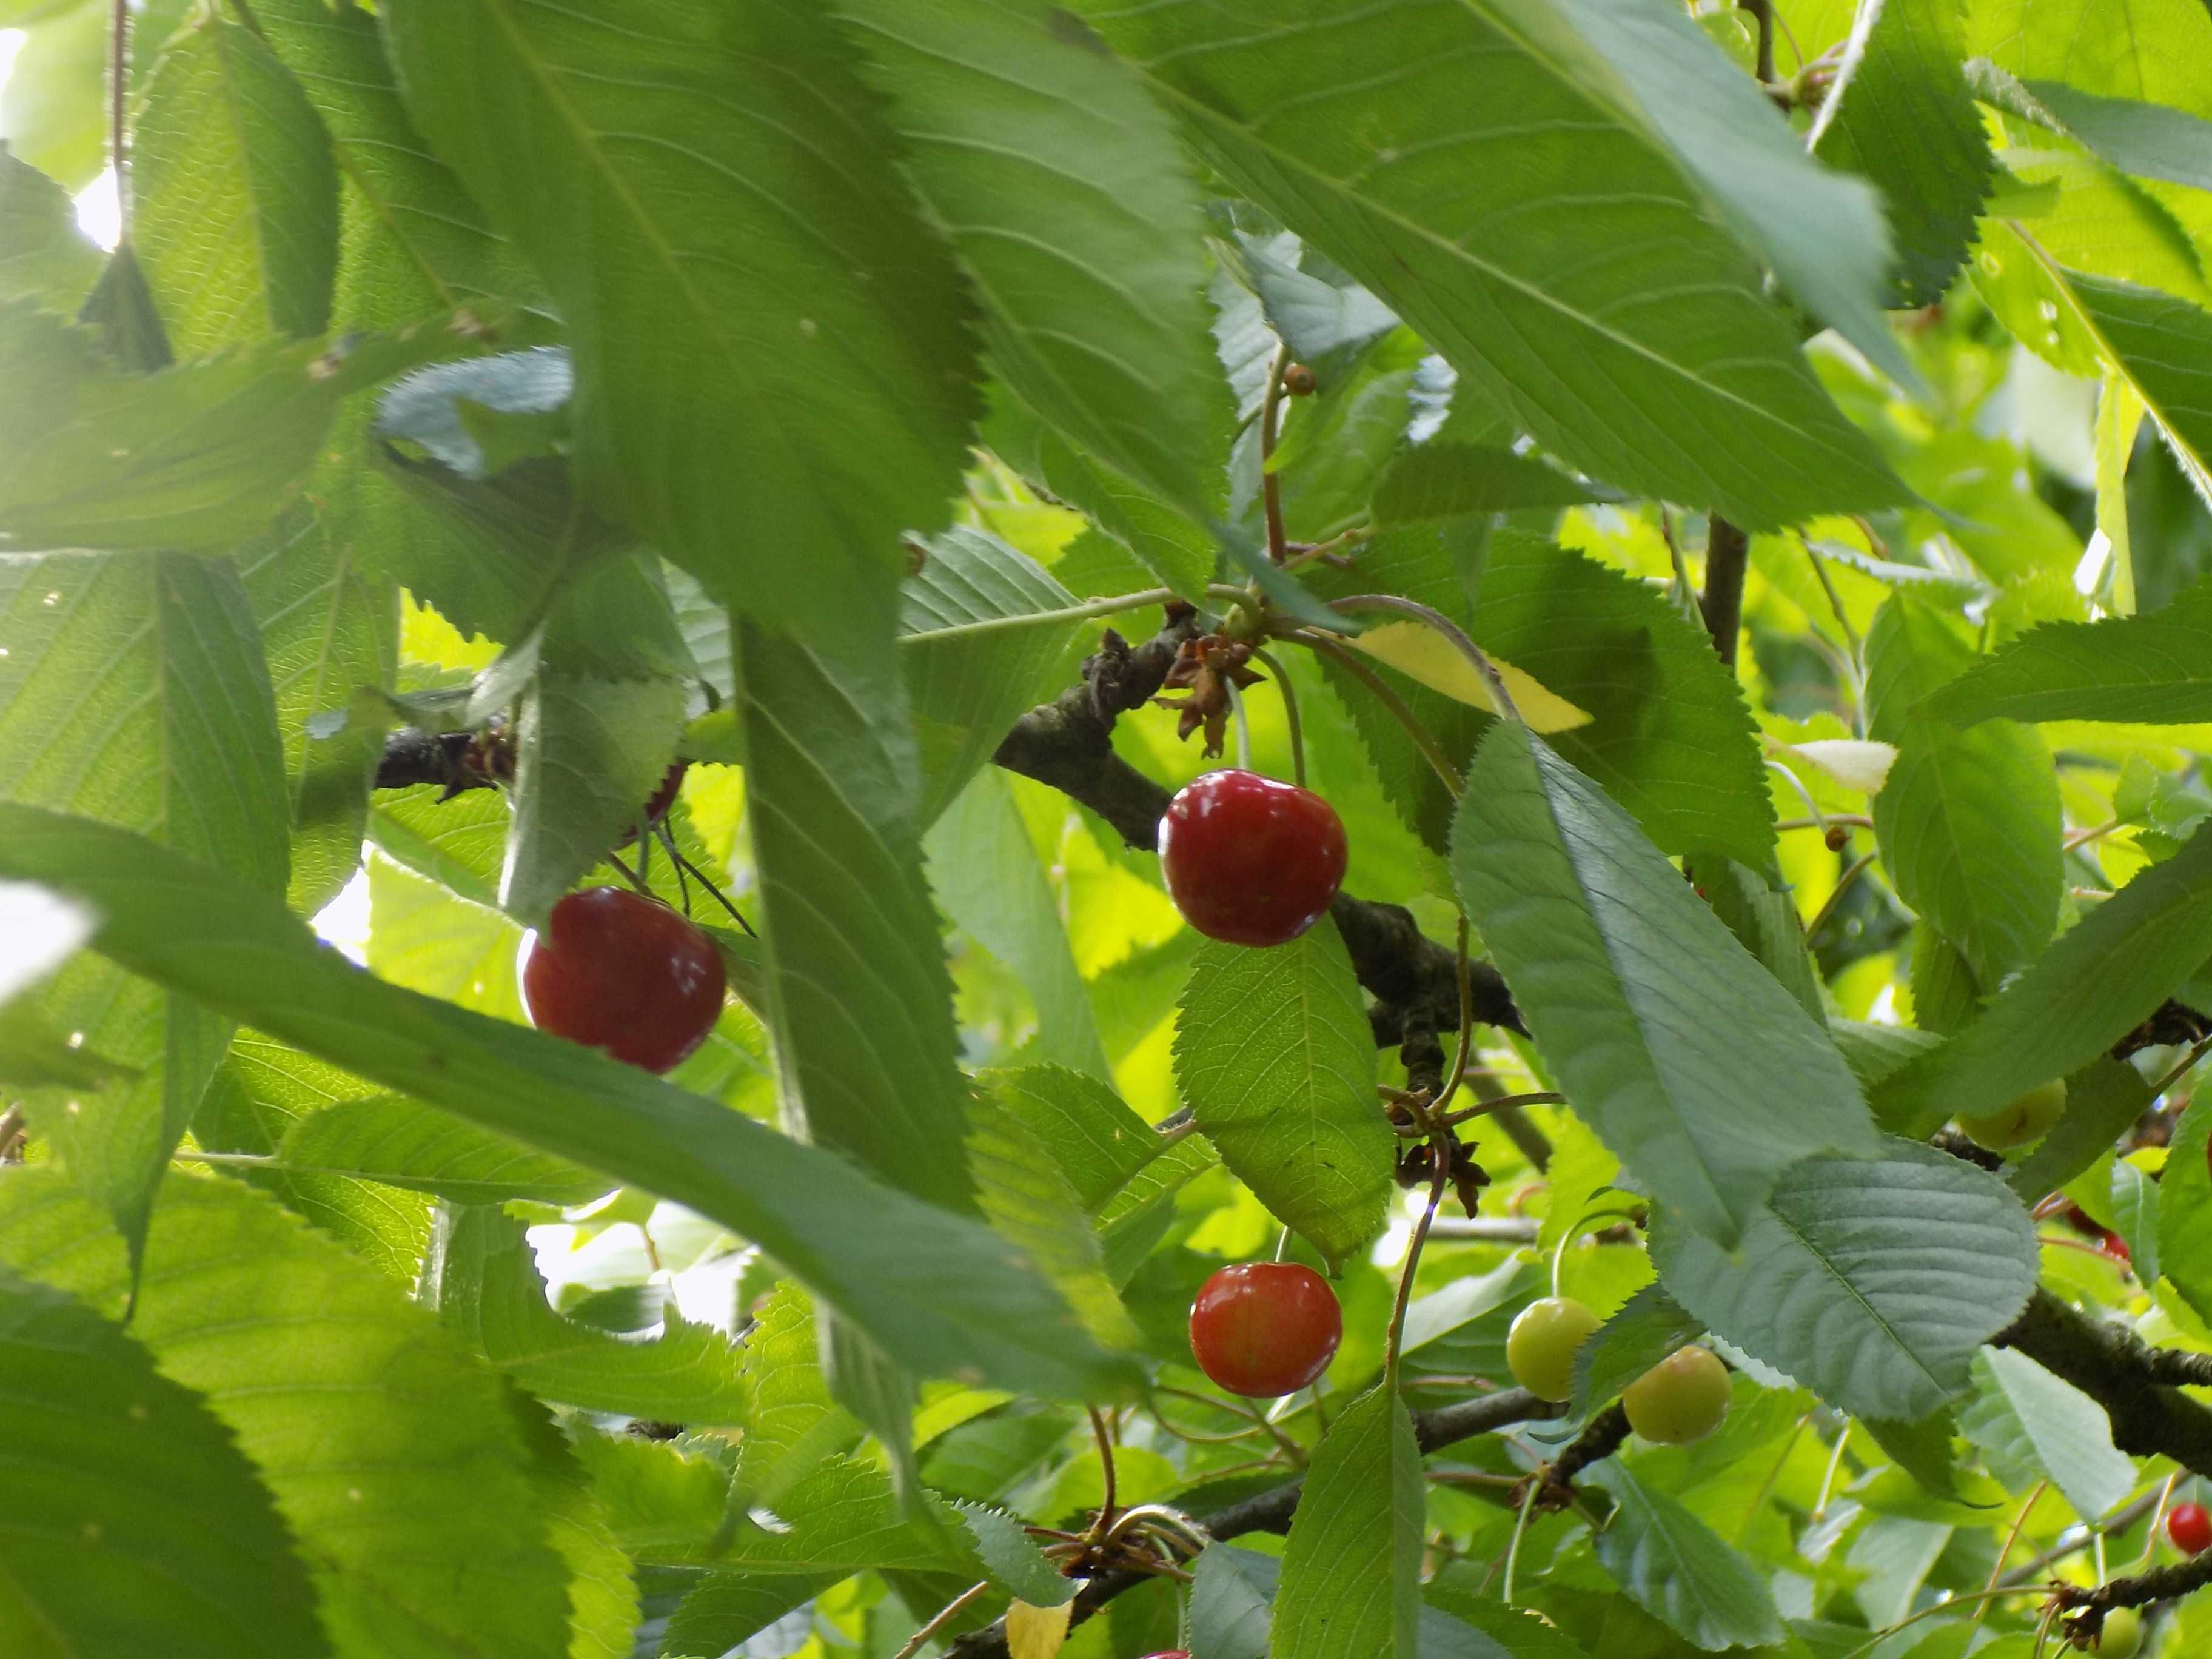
<box><xmin>1786</xmin><ymin>739</ymin><xmax>1900</xmax><ymax>795</ymax></box>
<box><xmin>1005</xmin><ymin>1596</ymin><xmax>1075</xmax><ymax>1659</ymax></box>
<box><xmin>1346</xmin><ymin>621</ymin><xmax>1590</xmax><ymax>731</ymax></box>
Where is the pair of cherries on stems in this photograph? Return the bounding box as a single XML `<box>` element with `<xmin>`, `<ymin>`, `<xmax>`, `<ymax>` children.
<box><xmin>1164</xmin><ymin>772</ymin><xmax>1353</xmax><ymax>1396</ymax></box>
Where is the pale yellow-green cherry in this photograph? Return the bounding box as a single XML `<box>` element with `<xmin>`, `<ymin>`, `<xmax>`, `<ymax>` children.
<box><xmin>1622</xmin><ymin>1346</ymin><xmax>1731</xmax><ymax>1446</ymax></box>
<box><xmin>1959</xmin><ymin>1078</ymin><xmax>2069</xmax><ymax>1152</ymax></box>
<box><xmin>1506</xmin><ymin>1296</ymin><xmax>1601</xmax><ymax>1404</ymax></box>
<box><xmin>2095</xmin><ymin>1606</ymin><xmax>2143</xmax><ymax>1658</ymax></box>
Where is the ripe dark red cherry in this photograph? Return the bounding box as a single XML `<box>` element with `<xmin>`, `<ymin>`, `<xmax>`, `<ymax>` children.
<box><xmin>2169</xmin><ymin>1500</ymin><xmax>2212</xmax><ymax>1556</ymax></box>
<box><xmin>1158</xmin><ymin>771</ymin><xmax>1348</xmax><ymax>948</ymax></box>
<box><xmin>520</xmin><ymin>886</ymin><xmax>725</xmax><ymax>1073</ymax></box>
<box><xmin>1188</xmin><ymin>1262</ymin><xmax>1342</xmax><ymax>1398</ymax></box>
<box><xmin>615</xmin><ymin>762</ymin><xmax>688</xmax><ymax>847</ymax></box>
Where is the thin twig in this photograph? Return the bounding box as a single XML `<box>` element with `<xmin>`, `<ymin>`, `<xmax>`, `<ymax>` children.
<box><xmin>1260</xmin><ymin>346</ymin><xmax>1292</xmax><ymax>563</ymax></box>
<box><xmin>109</xmin><ymin>0</ymin><xmax>129</xmax><ymax>227</ymax></box>
<box><xmin>1803</xmin><ymin>851</ymin><xmax>1878</xmax><ymax>940</ymax></box>
<box><xmin>1292</xmin><ymin>631</ymin><xmax>1464</xmax><ymax>797</ymax></box>
<box><xmin>1085</xmin><ymin>1405</ymin><xmax>1119</xmax><ymax>1541</ymax></box>
<box><xmin>1386</xmin><ymin>1143</ymin><xmax>1452</xmax><ymax>1381</ymax></box>
<box><xmin>892</xmin><ymin>1582</ymin><xmax>992</xmax><ymax>1659</ymax></box>
<box><xmin>1249</xmin><ymin>646</ymin><xmax>1305</xmax><ymax>788</ymax></box>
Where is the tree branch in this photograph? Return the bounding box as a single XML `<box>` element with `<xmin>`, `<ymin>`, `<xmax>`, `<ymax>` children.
<box><xmin>1699</xmin><ymin>517</ymin><xmax>1751</xmax><ymax>666</ymax></box>
<box><xmin>1997</xmin><ymin>1290</ymin><xmax>2212</xmax><ymax>1480</ymax></box>
<box><xmin>945</xmin><ymin>1389</ymin><xmax>1558</xmax><ymax>1659</ymax></box>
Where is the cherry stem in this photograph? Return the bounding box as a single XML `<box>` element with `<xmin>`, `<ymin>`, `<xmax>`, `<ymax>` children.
<box><xmin>1085</xmin><ymin>1405</ymin><xmax>1119</xmax><ymax>1543</ymax></box>
<box><xmin>1225</xmin><ymin>673</ymin><xmax>1253</xmax><ymax>772</ymax></box>
<box><xmin>1290</xmin><ymin>630</ymin><xmax>1463</xmax><ymax>798</ymax></box>
<box><xmin>889</xmin><ymin>1581</ymin><xmax>991</xmax><ymax>1659</ymax></box>
<box><xmin>1803</xmin><ymin>850</ymin><xmax>1878</xmax><ymax>940</ymax></box>
<box><xmin>1260</xmin><ymin>345</ymin><xmax>1292</xmax><ymax>564</ymax></box>
<box><xmin>1438</xmin><ymin>1090</ymin><xmax>1563</xmax><ymax>1128</ymax></box>
<box><xmin>1384</xmin><ymin>1140</ymin><xmax>1451</xmax><ymax>1384</ymax></box>
<box><xmin>1324</xmin><ymin>594</ymin><xmax>1521</xmax><ymax>724</ymax></box>
<box><xmin>1433</xmin><ymin>916</ymin><xmax>1476</xmax><ymax>1114</ymax></box>
<box><xmin>1248</xmin><ymin>647</ymin><xmax>1305</xmax><ymax>788</ymax></box>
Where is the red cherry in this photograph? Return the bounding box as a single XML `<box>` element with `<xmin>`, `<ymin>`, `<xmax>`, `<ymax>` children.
<box><xmin>1158</xmin><ymin>771</ymin><xmax>1347</xmax><ymax>948</ymax></box>
<box><xmin>520</xmin><ymin>886</ymin><xmax>725</xmax><ymax>1073</ymax></box>
<box><xmin>615</xmin><ymin>762</ymin><xmax>688</xmax><ymax>847</ymax></box>
<box><xmin>2170</xmin><ymin>1501</ymin><xmax>2212</xmax><ymax>1555</ymax></box>
<box><xmin>1188</xmin><ymin>1262</ymin><xmax>1342</xmax><ymax>1398</ymax></box>
<box><xmin>2100</xmin><ymin>1230</ymin><xmax>2132</xmax><ymax>1267</ymax></box>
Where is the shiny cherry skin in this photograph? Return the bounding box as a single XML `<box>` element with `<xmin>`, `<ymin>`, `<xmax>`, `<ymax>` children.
<box><xmin>1188</xmin><ymin>1262</ymin><xmax>1342</xmax><ymax>1398</ymax></box>
<box><xmin>1507</xmin><ymin>1296</ymin><xmax>1601</xmax><ymax>1404</ymax></box>
<box><xmin>2169</xmin><ymin>1500</ymin><xmax>2212</xmax><ymax>1556</ymax></box>
<box><xmin>1158</xmin><ymin>771</ymin><xmax>1348</xmax><ymax>948</ymax></box>
<box><xmin>520</xmin><ymin>886</ymin><xmax>725</xmax><ymax>1073</ymax></box>
<box><xmin>1622</xmin><ymin>1346</ymin><xmax>1731</xmax><ymax>1446</ymax></box>
<box><xmin>1958</xmin><ymin>1078</ymin><xmax>2067</xmax><ymax>1151</ymax></box>
<box><xmin>615</xmin><ymin>762</ymin><xmax>688</xmax><ymax>847</ymax></box>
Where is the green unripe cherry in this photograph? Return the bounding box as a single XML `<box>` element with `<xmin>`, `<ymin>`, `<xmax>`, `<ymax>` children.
<box><xmin>1622</xmin><ymin>1346</ymin><xmax>1731</xmax><ymax>1446</ymax></box>
<box><xmin>1506</xmin><ymin>1296</ymin><xmax>1601</xmax><ymax>1403</ymax></box>
<box><xmin>2096</xmin><ymin>1607</ymin><xmax>2143</xmax><ymax>1658</ymax></box>
<box><xmin>1959</xmin><ymin>1078</ymin><xmax>2068</xmax><ymax>1151</ymax></box>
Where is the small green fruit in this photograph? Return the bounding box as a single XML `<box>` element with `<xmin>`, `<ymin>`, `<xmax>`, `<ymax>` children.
<box><xmin>1959</xmin><ymin>1078</ymin><xmax>2068</xmax><ymax>1151</ymax></box>
<box><xmin>2097</xmin><ymin>1606</ymin><xmax>2143</xmax><ymax>1657</ymax></box>
<box><xmin>1621</xmin><ymin>1346</ymin><xmax>1731</xmax><ymax>1446</ymax></box>
<box><xmin>1506</xmin><ymin>1296</ymin><xmax>1601</xmax><ymax>1403</ymax></box>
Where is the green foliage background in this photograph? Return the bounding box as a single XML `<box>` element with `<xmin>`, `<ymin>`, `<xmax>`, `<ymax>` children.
<box><xmin>4</xmin><ymin>0</ymin><xmax>2212</xmax><ymax>1655</ymax></box>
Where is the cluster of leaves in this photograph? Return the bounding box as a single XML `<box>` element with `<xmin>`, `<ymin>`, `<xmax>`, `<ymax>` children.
<box><xmin>5</xmin><ymin>0</ymin><xmax>2212</xmax><ymax>1657</ymax></box>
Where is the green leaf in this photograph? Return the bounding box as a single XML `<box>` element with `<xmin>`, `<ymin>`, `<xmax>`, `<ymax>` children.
<box><xmin>133</xmin><ymin>10</ymin><xmax>337</xmax><ymax>352</ymax></box>
<box><xmin>1272</xmin><ymin>1384</ymin><xmax>1423</xmax><ymax>1659</ymax></box>
<box><xmin>0</xmin><ymin>806</ymin><xmax>1134</xmax><ymax>1403</ymax></box>
<box><xmin>1652</xmin><ymin>1141</ymin><xmax>2039</xmax><ymax>1421</ymax></box>
<box><xmin>1811</xmin><ymin>0</ymin><xmax>1991</xmax><ymax>307</ymax></box>
<box><xmin>1450</xmin><ymin>723</ymin><xmax>1875</xmax><ymax>1247</ymax></box>
<box><xmin>981</xmin><ymin>389</ymin><xmax>1216</xmax><ymax>597</ymax></box>
<box><xmin>1190</xmin><ymin>1544</ymin><xmax>1277</xmax><ymax>1659</ymax></box>
<box><xmin>1371</xmin><ymin>444</ymin><xmax>1601</xmax><ymax>525</ymax></box>
<box><xmin>833</xmin><ymin>0</ymin><xmax>1226</xmax><ymax>524</ymax></box>
<box><xmin>2111</xmin><ymin>1158</ymin><xmax>2160</xmax><ymax>1286</ymax></box>
<box><xmin>0</xmin><ymin>4</ymin><xmax>109</xmax><ymax>190</ymax></box>
<box><xmin>1977</xmin><ymin>70</ymin><xmax>2212</xmax><ymax>195</ymax></box>
<box><xmin>1081</xmin><ymin>0</ymin><xmax>1908</xmax><ymax>529</ymax></box>
<box><xmin>501</xmin><ymin>552</ymin><xmax>691</xmax><ymax>924</ymax></box>
<box><xmin>732</xmin><ymin>1282</ymin><xmax>864</xmax><ymax>1509</ymax></box>
<box><xmin>0</xmin><ymin>143</ymin><xmax>101</xmax><ymax>309</ymax></box>
<box><xmin>1570</xmin><ymin>1285</ymin><xmax>1704</xmax><ymax>1418</ymax></box>
<box><xmin>1957</xmin><ymin>1347</ymin><xmax>2137</xmax><ymax>1520</ymax></box>
<box><xmin>385</xmin><ymin>0</ymin><xmax>980</xmax><ymax>655</ymax></box>
<box><xmin>238</xmin><ymin>504</ymin><xmax>394</xmax><ymax>914</ymax></box>
<box><xmin>967</xmin><ymin>1088</ymin><xmax>1141</xmax><ymax>1350</ymax></box>
<box><xmin>578</xmin><ymin>1434</ymin><xmax>953</xmax><ymax>1572</ymax></box>
<box><xmin>0</xmin><ymin>298</ymin><xmax>489</xmax><ymax>551</ymax></box>
<box><xmin>249</xmin><ymin>0</ymin><xmax>545</xmax><ymax>322</ymax></box>
<box><xmin>1998</xmin><ymin>255</ymin><xmax>2212</xmax><ymax>505</ymax></box>
<box><xmin>902</xmin><ymin>526</ymin><xmax>1087</xmax><ymax>830</ymax></box>
<box><xmin>426</xmin><ymin>1204</ymin><xmax>751</xmax><ymax>1425</ymax></box>
<box><xmin>979</xmin><ymin>1064</ymin><xmax>1161</xmax><ymax>1212</ymax></box>
<box><xmin>1686</xmin><ymin>852</ymin><xmax>1823</xmax><ymax>1020</ymax></box>
<box><xmin>0</xmin><ymin>551</ymin><xmax>285</xmax><ymax>1261</ymax></box>
<box><xmin>1862</xmin><ymin>1410</ymin><xmax>1973</xmax><ymax>1505</ymax></box>
<box><xmin>1586</xmin><ymin>1462</ymin><xmax>1785</xmax><ymax>1652</ymax></box>
<box><xmin>956</xmin><ymin>1503</ymin><xmax>1076</xmax><ymax>1608</ymax></box>
<box><xmin>1536</xmin><ymin>0</ymin><xmax>1917</xmax><ymax>393</ymax></box>
<box><xmin>1868</xmin><ymin>595</ymin><xmax>2061</xmax><ymax>987</ymax></box>
<box><xmin>1171</xmin><ymin>923</ymin><xmax>1389</xmax><ymax>1272</ymax></box>
<box><xmin>1473</xmin><ymin>536</ymin><xmax>1778</xmax><ymax>867</ymax></box>
<box><xmin>732</xmin><ymin>619</ymin><xmax>977</xmax><ymax>1215</ymax></box>
<box><xmin>2004</xmin><ymin>1060</ymin><xmax>2154</xmax><ymax>1205</ymax></box>
<box><xmin>273</xmin><ymin>1093</ymin><xmax>612</xmax><ymax>1207</ymax></box>
<box><xmin>0</xmin><ymin>1261</ymin><xmax>330</xmax><ymax>1659</ymax></box>
<box><xmin>0</xmin><ymin>1168</ymin><xmax>575</xmax><ymax>1659</ymax></box>
<box><xmin>2160</xmin><ymin>1098</ymin><xmax>2212</xmax><ymax>1324</ymax></box>
<box><xmin>660</xmin><ymin>1574</ymin><xmax>837</xmax><ymax>1659</ymax></box>
<box><xmin>1923</xmin><ymin>575</ymin><xmax>2212</xmax><ymax>726</ymax></box>
<box><xmin>1874</xmin><ymin>822</ymin><xmax>2212</xmax><ymax>1135</ymax></box>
